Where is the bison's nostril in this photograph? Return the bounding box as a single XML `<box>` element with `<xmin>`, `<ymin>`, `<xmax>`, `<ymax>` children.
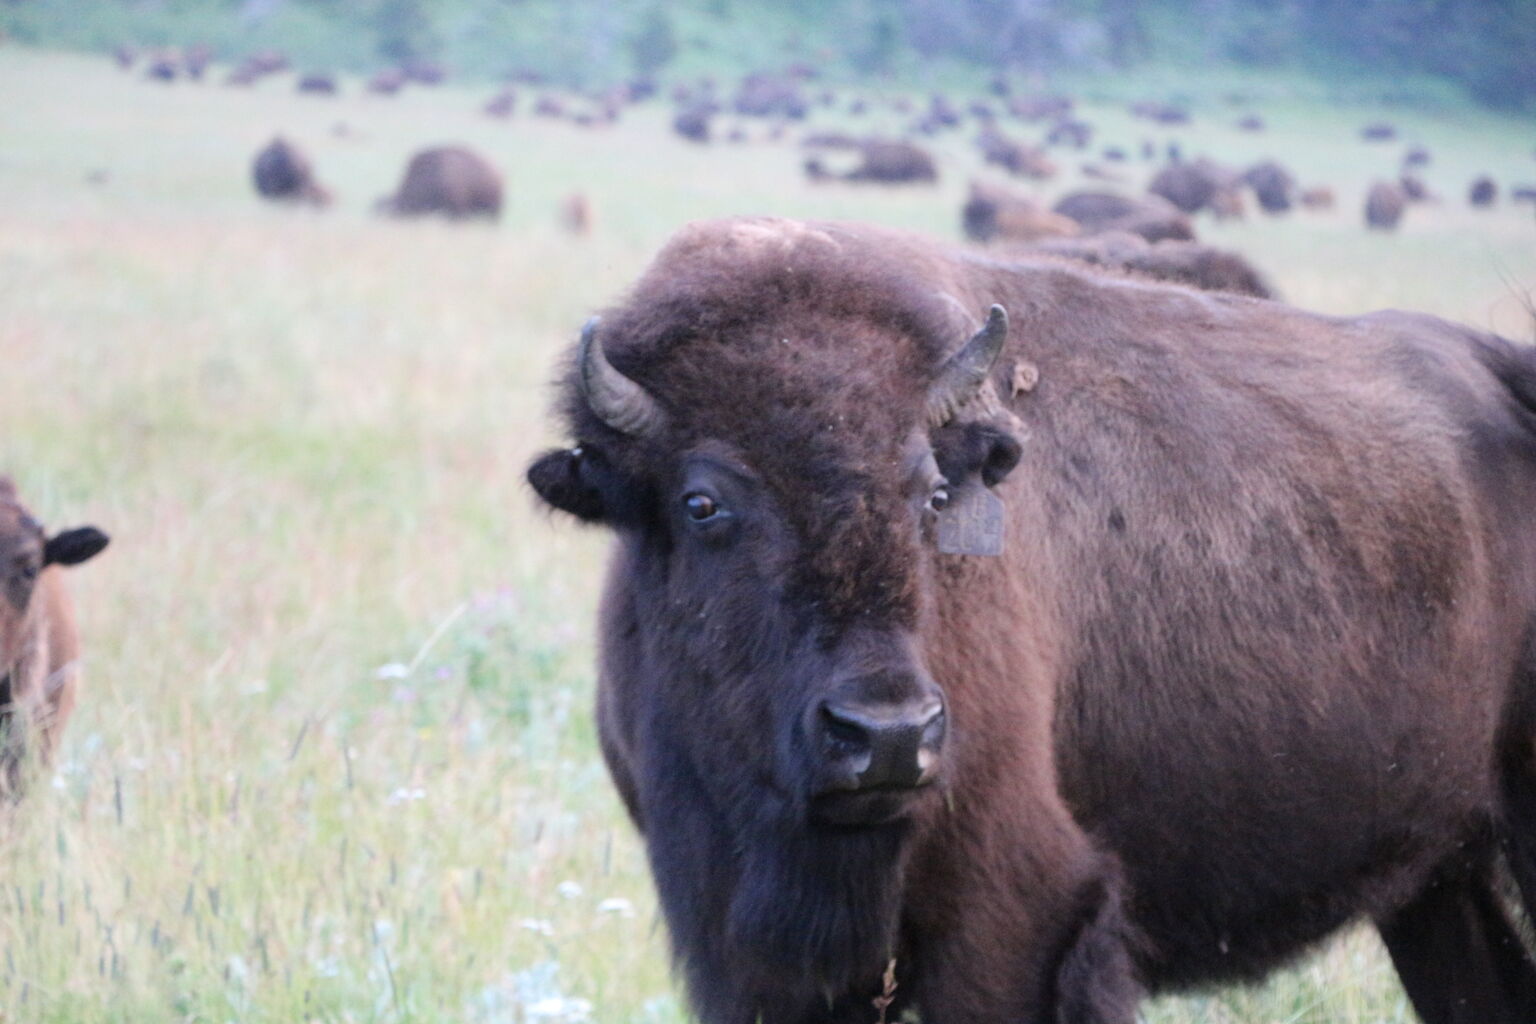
<box><xmin>821</xmin><ymin>703</ymin><xmax>875</xmax><ymax>751</ymax></box>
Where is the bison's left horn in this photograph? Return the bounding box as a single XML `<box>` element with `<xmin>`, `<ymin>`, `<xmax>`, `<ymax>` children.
<box><xmin>926</xmin><ymin>304</ymin><xmax>1009</xmax><ymax>428</ymax></box>
<box><xmin>579</xmin><ymin>317</ymin><xmax>666</xmax><ymax>438</ymax></box>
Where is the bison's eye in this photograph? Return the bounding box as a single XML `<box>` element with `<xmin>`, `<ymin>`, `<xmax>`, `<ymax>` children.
<box><xmin>684</xmin><ymin>493</ymin><xmax>721</xmax><ymax>522</ymax></box>
<box><xmin>929</xmin><ymin>486</ymin><xmax>952</xmax><ymax>513</ymax></box>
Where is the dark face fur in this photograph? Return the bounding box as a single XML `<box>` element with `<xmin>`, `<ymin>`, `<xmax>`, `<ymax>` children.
<box><xmin>528</xmin><ymin>259</ymin><xmax>1021</xmax><ymax>1015</ymax></box>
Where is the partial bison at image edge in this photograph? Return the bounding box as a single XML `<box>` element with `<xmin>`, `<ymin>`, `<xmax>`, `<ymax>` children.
<box><xmin>526</xmin><ymin>217</ymin><xmax>1536</xmax><ymax>1024</ymax></box>
<box><xmin>0</xmin><ymin>477</ymin><xmax>109</xmax><ymax>797</ymax></box>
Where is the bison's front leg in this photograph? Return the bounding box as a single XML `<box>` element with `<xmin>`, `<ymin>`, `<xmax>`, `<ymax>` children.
<box><xmin>903</xmin><ymin>822</ymin><xmax>1141</xmax><ymax>1023</ymax></box>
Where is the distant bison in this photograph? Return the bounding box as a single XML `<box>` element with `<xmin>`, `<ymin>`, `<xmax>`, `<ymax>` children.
<box><xmin>1400</xmin><ymin>174</ymin><xmax>1433</xmax><ymax>202</ymax></box>
<box><xmin>1365</xmin><ymin>181</ymin><xmax>1407</xmax><ymax>230</ymax></box>
<box><xmin>367</xmin><ymin>68</ymin><xmax>407</xmax><ymax>95</ymax></box>
<box><xmin>962</xmin><ymin>181</ymin><xmax>1079</xmax><ymax>244</ymax></box>
<box><xmin>1149</xmin><ymin>160</ymin><xmax>1232</xmax><ymax>215</ymax></box>
<box><xmin>0</xmin><ymin>478</ymin><xmax>109</xmax><ymax>795</ymax></box>
<box><xmin>852</xmin><ymin>140</ymin><xmax>938</xmax><ymax>183</ymax></box>
<box><xmin>483</xmin><ymin>89</ymin><xmax>516</xmax><ymax>119</ymax></box>
<box><xmin>976</xmin><ymin>130</ymin><xmax>1056</xmax><ymax>180</ymax></box>
<box><xmin>376</xmin><ymin>146</ymin><xmax>502</xmax><ymax>220</ymax></box>
<box><xmin>1053</xmin><ymin>190</ymin><xmax>1195</xmax><ymax>242</ymax></box>
<box><xmin>252</xmin><ymin>137</ymin><xmax>332</xmax><ymax>207</ymax></box>
<box><xmin>1470</xmin><ymin>177</ymin><xmax>1498</xmax><ymax>207</ymax></box>
<box><xmin>808</xmin><ymin>139</ymin><xmax>938</xmax><ymax>185</ymax></box>
<box><xmin>1243</xmin><ymin>160</ymin><xmax>1296</xmax><ymax>214</ymax></box>
<box><xmin>673</xmin><ymin>107</ymin><xmax>712</xmax><ymax>143</ymax></box>
<box><xmin>1299</xmin><ymin>185</ymin><xmax>1335</xmax><ymax>210</ymax></box>
<box><xmin>1029</xmin><ymin>230</ymin><xmax>1276</xmax><ymax>298</ymax></box>
<box><xmin>1360</xmin><ymin>121</ymin><xmax>1397</xmax><ymax>141</ymax></box>
<box><xmin>297</xmin><ymin>72</ymin><xmax>338</xmax><ymax>95</ymax></box>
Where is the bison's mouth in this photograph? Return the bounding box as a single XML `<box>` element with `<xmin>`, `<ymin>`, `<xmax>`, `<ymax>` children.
<box><xmin>809</xmin><ymin>781</ymin><xmax>933</xmax><ymax>827</ymax></box>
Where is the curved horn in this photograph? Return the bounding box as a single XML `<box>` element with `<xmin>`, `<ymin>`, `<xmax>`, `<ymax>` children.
<box><xmin>578</xmin><ymin>317</ymin><xmax>666</xmax><ymax>437</ymax></box>
<box><xmin>925</xmin><ymin>304</ymin><xmax>1009</xmax><ymax>428</ymax></box>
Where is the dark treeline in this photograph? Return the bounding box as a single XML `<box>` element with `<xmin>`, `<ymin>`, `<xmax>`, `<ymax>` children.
<box><xmin>4</xmin><ymin>0</ymin><xmax>1534</xmax><ymax>112</ymax></box>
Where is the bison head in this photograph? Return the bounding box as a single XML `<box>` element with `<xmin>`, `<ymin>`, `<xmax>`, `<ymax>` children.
<box><xmin>527</xmin><ymin>240</ymin><xmax>1024</xmax><ymax>1010</ymax></box>
<box><xmin>531</xmin><ymin>305</ymin><xmax>1019</xmax><ymax>823</ymax></box>
<box><xmin>0</xmin><ymin>479</ymin><xmax>109</xmax><ymax>705</ymax></box>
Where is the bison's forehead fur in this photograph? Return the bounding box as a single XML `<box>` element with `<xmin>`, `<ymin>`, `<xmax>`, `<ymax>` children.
<box><xmin>557</xmin><ymin>218</ymin><xmax>982</xmax><ymax>620</ymax></box>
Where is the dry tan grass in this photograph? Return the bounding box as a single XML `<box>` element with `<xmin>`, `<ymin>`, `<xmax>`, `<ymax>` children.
<box><xmin>0</xmin><ymin>45</ymin><xmax>1532</xmax><ymax>1022</ymax></box>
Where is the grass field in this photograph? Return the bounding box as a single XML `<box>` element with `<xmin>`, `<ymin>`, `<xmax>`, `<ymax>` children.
<box><xmin>1</xmin><ymin>44</ymin><xmax>1533</xmax><ymax>1023</ymax></box>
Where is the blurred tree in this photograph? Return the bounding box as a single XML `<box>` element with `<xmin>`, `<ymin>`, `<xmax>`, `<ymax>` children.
<box><xmin>629</xmin><ymin>7</ymin><xmax>677</xmax><ymax>78</ymax></box>
<box><xmin>374</xmin><ymin>0</ymin><xmax>438</xmax><ymax>64</ymax></box>
<box><xmin>849</xmin><ymin>8</ymin><xmax>899</xmax><ymax>75</ymax></box>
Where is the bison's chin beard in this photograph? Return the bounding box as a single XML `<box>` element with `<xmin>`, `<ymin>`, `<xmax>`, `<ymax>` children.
<box><xmin>649</xmin><ymin>756</ymin><xmax>927</xmax><ymax>1023</ymax></box>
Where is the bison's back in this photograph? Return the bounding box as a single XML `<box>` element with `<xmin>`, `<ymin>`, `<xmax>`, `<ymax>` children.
<box><xmin>998</xmin><ymin>273</ymin><xmax>1534</xmax><ymax>987</ymax></box>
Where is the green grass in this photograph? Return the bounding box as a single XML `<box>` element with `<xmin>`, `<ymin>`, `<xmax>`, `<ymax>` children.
<box><xmin>0</xmin><ymin>43</ymin><xmax>1533</xmax><ymax>1023</ymax></box>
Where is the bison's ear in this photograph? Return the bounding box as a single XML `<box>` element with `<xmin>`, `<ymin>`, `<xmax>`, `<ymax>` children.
<box><xmin>44</xmin><ymin>526</ymin><xmax>110</xmax><ymax>567</ymax></box>
<box><xmin>528</xmin><ymin>447</ymin><xmax>607</xmax><ymax>522</ymax></box>
<box><xmin>933</xmin><ymin>423</ymin><xmax>1023</xmax><ymax>490</ymax></box>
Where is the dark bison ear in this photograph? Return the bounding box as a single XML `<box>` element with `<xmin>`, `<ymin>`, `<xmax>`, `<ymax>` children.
<box><xmin>934</xmin><ymin>423</ymin><xmax>1023</xmax><ymax>489</ymax></box>
<box><xmin>44</xmin><ymin>526</ymin><xmax>110</xmax><ymax>567</ymax></box>
<box><xmin>528</xmin><ymin>447</ymin><xmax>606</xmax><ymax>522</ymax></box>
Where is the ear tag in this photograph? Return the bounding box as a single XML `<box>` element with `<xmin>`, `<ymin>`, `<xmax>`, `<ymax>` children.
<box><xmin>937</xmin><ymin>483</ymin><xmax>1005</xmax><ymax>557</ymax></box>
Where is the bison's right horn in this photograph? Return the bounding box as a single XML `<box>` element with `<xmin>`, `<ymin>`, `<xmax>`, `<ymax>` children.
<box><xmin>926</xmin><ymin>304</ymin><xmax>1009</xmax><ymax>428</ymax></box>
<box><xmin>579</xmin><ymin>317</ymin><xmax>666</xmax><ymax>438</ymax></box>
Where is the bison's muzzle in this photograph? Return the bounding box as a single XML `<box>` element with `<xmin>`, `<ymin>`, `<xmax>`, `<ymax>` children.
<box><xmin>809</xmin><ymin>675</ymin><xmax>946</xmax><ymax>826</ymax></box>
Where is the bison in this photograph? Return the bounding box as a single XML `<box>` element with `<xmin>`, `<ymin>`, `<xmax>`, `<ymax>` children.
<box><xmin>251</xmin><ymin>137</ymin><xmax>332</xmax><ymax>207</ymax></box>
<box><xmin>1366</xmin><ymin>180</ymin><xmax>1407</xmax><ymax>230</ymax></box>
<box><xmin>1243</xmin><ymin>159</ymin><xmax>1295</xmax><ymax>213</ymax></box>
<box><xmin>962</xmin><ymin>181</ymin><xmax>1079</xmax><ymax>244</ymax></box>
<box><xmin>1299</xmin><ymin>185</ymin><xmax>1335</xmax><ymax>210</ymax></box>
<box><xmin>297</xmin><ymin>72</ymin><xmax>338</xmax><ymax>95</ymax></box>
<box><xmin>976</xmin><ymin>130</ymin><xmax>1056</xmax><ymax>180</ymax></box>
<box><xmin>0</xmin><ymin>478</ymin><xmax>109</xmax><ymax>795</ymax></box>
<box><xmin>483</xmin><ymin>89</ymin><xmax>516</xmax><ymax>119</ymax></box>
<box><xmin>1149</xmin><ymin>159</ymin><xmax>1234</xmax><ymax>215</ymax></box>
<box><xmin>810</xmin><ymin>140</ymin><xmax>938</xmax><ymax>185</ymax></box>
<box><xmin>375</xmin><ymin>146</ymin><xmax>502</xmax><ymax>221</ymax></box>
<box><xmin>1052</xmin><ymin>190</ymin><xmax>1195</xmax><ymax>242</ymax></box>
<box><xmin>368</xmin><ymin>68</ymin><xmax>407</xmax><ymax>95</ymax></box>
<box><xmin>1471</xmin><ymin>176</ymin><xmax>1498</xmax><ymax>207</ymax></box>
<box><xmin>1028</xmin><ymin>230</ymin><xmax>1276</xmax><ymax>298</ymax></box>
<box><xmin>673</xmin><ymin>107</ymin><xmax>712</xmax><ymax>143</ymax></box>
<box><xmin>528</xmin><ymin>215</ymin><xmax>1536</xmax><ymax>1024</ymax></box>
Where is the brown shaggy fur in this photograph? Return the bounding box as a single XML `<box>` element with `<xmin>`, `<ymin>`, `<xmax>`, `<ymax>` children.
<box><xmin>529</xmin><ymin>217</ymin><xmax>1536</xmax><ymax>1024</ymax></box>
<box><xmin>0</xmin><ymin>479</ymin><xmax>108</xmax><ymax>796</ymax></box>
<box><xmin>376</xmin><ymin>146</ymin><xmax>502</xmax><ymax>220</ymax></box>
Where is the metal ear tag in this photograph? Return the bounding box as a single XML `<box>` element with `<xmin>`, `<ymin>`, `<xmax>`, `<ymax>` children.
<box><xmin>937</xmin><ymin>484</ymin><xmax>1005</xmax><ymax>557</ymax></box>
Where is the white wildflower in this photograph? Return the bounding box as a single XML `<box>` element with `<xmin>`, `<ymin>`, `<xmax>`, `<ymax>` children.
<box><xmin>556</xmin><ymin>880</ymin><xmax>583</xmax><ymax>900</ymax></box>
<box><xmin>597</xmin><ymin>897</ymin><xmax>635</xmax><ymax>917</ymax></box>
<box><xmin>519</xmin><ymin>917</ymin><xmax>554</xmax><ymax>936</ymax></box>
<box><xmin>375</xmin><ymin>662</ymin><xmax>410</xmax><ymax>680</ymax></box>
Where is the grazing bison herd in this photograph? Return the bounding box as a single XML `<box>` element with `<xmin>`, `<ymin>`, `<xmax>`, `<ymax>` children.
<box><xmin>105</xmin><ymin>44</ymin><xmax>1536</xmax><ymax>241</ymax></box>
<box><xmin>4</xmin><ymin>40</ymin><xmax>1534</xmax><ymax>1024</ymax></box>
